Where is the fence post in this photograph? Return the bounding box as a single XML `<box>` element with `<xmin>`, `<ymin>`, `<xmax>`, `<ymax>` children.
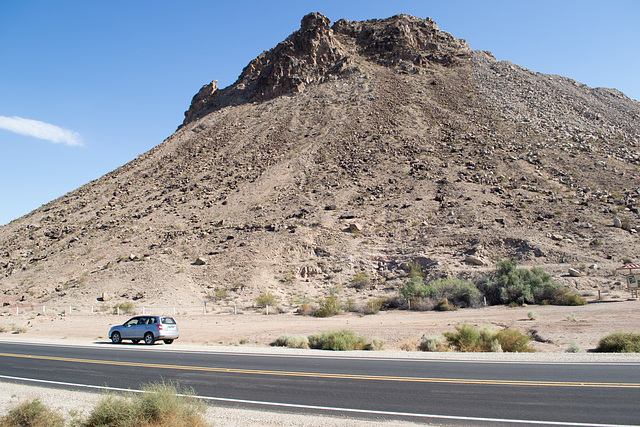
<box><xmin>266</xmin><ymin>305</ymin><xmax>269</xmax><ymax>315</ymax></box>
<box><xmin>117</xmin><ymin>306</ymin><xmax>120</xmax><ymax>316</ymax></box>
<box><xmin>43</xmin><ymin>306</ymin><xmax>46</xmax><ymax>316</ymax></box>
<box><xmin>173</xmin><ymin>307</ymin><xmax>176</xmax><ymax>316</ymax></box>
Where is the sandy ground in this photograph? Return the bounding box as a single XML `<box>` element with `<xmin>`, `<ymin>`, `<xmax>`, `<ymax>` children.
<box><xmin>3</xmin><ymin>296</ymin><xmax>640</xmax><ymax>352</ymax></box>
<box><xmin>1</xmin><ymin>298</ymin><xmax>640</xmax><ymax>425</ymax></box>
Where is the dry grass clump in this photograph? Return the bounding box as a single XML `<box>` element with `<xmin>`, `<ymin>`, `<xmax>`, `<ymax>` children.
<box><xmin>595</xmin><ymin>332</ymin><xmax>640</xmax><ymax>353</ymax></box>
<box><xmin>84</xmin><ymin>381</ymin><xmax>206</xmax><ymax>427</ymax></box>
<box><xmin>419</xmin><ymin>323</ymin><xmax>534</xmax><ymax>353</ymax></box>
<box><xmin>0</xmin><ymin>399</ymin><xmax>64</xmax><ymax>427</ymax></box>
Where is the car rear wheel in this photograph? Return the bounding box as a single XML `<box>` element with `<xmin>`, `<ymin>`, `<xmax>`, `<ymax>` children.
<box><xmin>111</xmin><ymin>331</ymin><xmax>122</xmax><ymax>344</ymax></box>
<box><xmin>164</xmin><ymin>339</ymin><xmax>174</xmax><ymax>344</ymax></box>
<box><xmin>144</xmin><ymin>332</ymin><xmax>155</xmax><ymax>345</ymax></box>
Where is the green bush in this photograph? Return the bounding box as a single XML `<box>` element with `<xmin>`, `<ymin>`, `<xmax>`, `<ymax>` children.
<box><xmin>314</xmin><ymin>294</ymin><xmax>342</xmax><ymax>317</ymax></box>
<box><xmin>418</xmin><ymin>335</ymin><xmax>448</xmax><ymax>352</ymax></box>
<box><xmin>84</xmin><ymin>381</ymin><xmax>206</xmax><ymax>427</ymax></box>
<box><xmin>0</xmin><ymin>399</ymin><xmax>64</xmax><ymax>427</ymax></box>
<box><xmin>308</xmin><ymin>329</ymin><xmax>370</xmax><ymax>351</ymax></box>
<box><xmin>271</xmin><ymin>334</ymin><xmax>309</xmax><ymax>349</ymax></box>
<box><xmin>112</xmin><ymin>302</ymin><xmax>135</xmax><ymax>315</ymax></box>
<box><xmin>351</xmin><ymin>272</ymin><xmax>371</xmax><ymax>289</ymax></box>
<box><xmin>595</xmin><ymin>332</ymin><xmax>640</xmax><ymax>353</ymax></box>
<box><xmin>494</xmin><ymin>328</ymin><xmax>534</xmax><ymax>353</ymax></box>
<box><xmin>362</xmin><ymin>297</ymin><xmax>388</xmax><ymax>315</ymax></box>
<box><xmin>482</xmin><ymin>259</ymin><xmax>585</xmax><ymax>306</ymax></box>
<box><xmin>440</xmin><ymin>323</ymin><xmax>534</xmax><ymax>353</ymax></box>
<box><xmin>399</xmin><ymin>277</ymin><xmax>481</xmax><ymax>309</ymax></box>
<box><xmin>255</xmin><ymin>291</ymin><xmax>279</xmax><ymax>308</ymax></box>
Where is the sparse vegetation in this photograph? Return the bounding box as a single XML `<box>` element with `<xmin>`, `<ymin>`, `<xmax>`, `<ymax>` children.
<box><xmin>595</xmin><ymin>332</ymin><xmax>640</xmax><ymax>353</ymax></box>
<box><xmin>0</xmin><ymin>399</ymin><xmax>64</xmax><ymax>427</ymax></box>
<box><xmin>307</xmin><ymin>329</ymin><xmax>383</xmax><ymax>351</ymax></box>
<box><xmin>419</xmin><ymin>324</ymin><xmax>535</xmax><ymax>353</ymax></box>
<box><xmin>399</xmin><ymin>277</ymin><xmax>481</xmax><ymax>310</ymax></box>
<box><xmin>350</xmin><ymin>272</ymin><xmax>371</xmax><ymax>289</ymax></box>
<box><xmin>254</xmin><ymin>291</ymin><xmax>279</xmax><ymax>308</ymax></box>
<box><xmin>112</xmin><ymin>302</ymin><xmax>136</xmax><ymax>315</ymax></box>
<box><xmin>482</xmin><ymin>259</ymin><xmax>586</xmax><ymax>306</ymax></box>
<box><xmin>314</xmin><ymin>294</ymin><xmax>342</xmax><ymax>317</ymax></box>
<box><xmin>271</xmin><ymin>334</ymin><xmax>309</xmax><ymax>349</ymax></box>
<box><xmin>83</xmin><ymin>381</ymin><xmax>206</xmax><ymax>427</ymax></box>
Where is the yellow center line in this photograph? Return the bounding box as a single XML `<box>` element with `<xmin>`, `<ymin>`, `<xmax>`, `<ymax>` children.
<box><xmin>1</xmin><ymin>352</ymin><xmax>639</xmax><ymax>388</ymax></box>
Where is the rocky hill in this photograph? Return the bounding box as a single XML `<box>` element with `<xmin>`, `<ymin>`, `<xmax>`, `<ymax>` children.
<box><xmin>2</xmin><ymin>13</ymin><xmax>640</xmax><ymax>311</ymax></box>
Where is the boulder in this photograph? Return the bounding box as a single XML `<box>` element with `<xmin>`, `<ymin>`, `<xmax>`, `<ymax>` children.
<box><xmin>568</xmin><ymin>268</ymin><xmax>582</xmax><ymax>277</ymax></box>
<box><xmin>194</xmin><ymin>257</ymin><xmax>208</xmax><ymax>266</ymax></box>
<box><xmin>465</xmin><ymin>255</ymin><xmax>486</xmax><ymax>266</ymax></box>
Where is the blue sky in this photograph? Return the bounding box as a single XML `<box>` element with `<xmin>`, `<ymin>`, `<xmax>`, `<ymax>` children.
<box><xmin>1</xmin><ymin>1</ymin><xmax>639</xmax><ymax>226</ymax></box>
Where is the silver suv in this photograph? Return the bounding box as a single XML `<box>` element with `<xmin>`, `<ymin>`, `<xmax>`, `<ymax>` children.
<box><xmin>109</xmin><ymin>315</ymin><xmax>179</xmax><ymax>345</ymax></box>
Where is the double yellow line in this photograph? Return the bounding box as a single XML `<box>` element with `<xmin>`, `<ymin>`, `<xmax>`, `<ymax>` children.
<box><xmin>2</xmin><ymin>352</ymin><xmax>639</xmax><ymax>388</ymax></box>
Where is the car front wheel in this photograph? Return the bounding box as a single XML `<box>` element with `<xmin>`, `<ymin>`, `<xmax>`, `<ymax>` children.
<box><xmin>144</xmin><ymin>332</ymin><xmax>155</xmax><ymax>345</ymax></box>
<box><xmin>111</xmin><ymin>331</ymin><xmax>122</xmax><ymax>344</ymax></box>
<box><xmin>164</xmin><ymin>339</ymin><xmax>174</xmax><ymax>344</ymax></box>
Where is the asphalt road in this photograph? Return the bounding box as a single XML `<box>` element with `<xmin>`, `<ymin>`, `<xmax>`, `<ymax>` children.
<box><xmin>0</xmin><ymin>341</ymin><xmax>639</xmax><ymax>426</ymax></box>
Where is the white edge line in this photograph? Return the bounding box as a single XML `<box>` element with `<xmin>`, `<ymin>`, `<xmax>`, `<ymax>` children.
<box><xmin>0</xmin><ymin>374</ymin><xmax>634</xmax><ymax>427</ymax></box>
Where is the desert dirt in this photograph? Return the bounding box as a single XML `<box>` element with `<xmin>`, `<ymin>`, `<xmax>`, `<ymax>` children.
<box><xmin>3</xmin><ymin>294</ymin><xmax>640</xmax><ymax>352</ymax></box>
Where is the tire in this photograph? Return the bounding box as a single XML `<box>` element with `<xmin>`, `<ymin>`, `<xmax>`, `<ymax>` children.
<box><xmin>163</xmin><ymin>339</ymin><xmax>174</xmax><ymax>345</ymax></box>
<box><xmin>144</xmin><ymin>332</ymin><xmax>155</xmax><ymax>345</ymax></box>
<box><xmin>132</xmin><ymin>339</ymin><xmax>140</xmax><ymax>344</ymax></box>
<box><xmin>111</xmin><ymin>331</ymin><xmax>122</xmax><ymax>344</ymax></box>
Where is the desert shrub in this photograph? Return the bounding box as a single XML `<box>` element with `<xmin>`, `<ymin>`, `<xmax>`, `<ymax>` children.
<box><xmin>84</xmin><ymin>381</ymin><xmax>206</xmax><ymax>427</ymax></box>
<box><xmin>271</xmin><ymin>334</ymin><xmax>309</xmax><ymax>349</ymax></box>
<box><xmin>595</xmin><ymin>332</ymin><xmax>640</xmax><ymax>353</ymax></box>
<box><xmin>494</xmin><ymin>328</ymin><xmax>534</xmax><ymax>353</ymax></box>
<box><xmin>407</xmin><ymin>260</ymin><xmax>425</xmax><ymax>279</ymax></box>
<box><xmin>400</xmin><ymin>277</ymin><xmax>481</xmax><ymax>309</ymax></box>
<box><xmin>351</xmin><ymin>272</ymin><xmax>371</xmax><ymax>289</ymax></box>
<box><xmin>441</xmin><ymin>324</ymin><xmax>534</xmax><ymax>353</ymax></box>
<box><xmin>436</xmin><ymin>298</ymin><xmax>458</xmax><ymax>311</ymax></box>
<box><xmin>206</xmin><ymin>287</ymin><xmax>229</xmax><ymax>302</ymax></box>
<box><xmin>314</xmin><ymin>294</ymin><xmax>342</xmax><ymax>317</ymax></box>
<box><xmin>548</xmin><ymin>287</ymin><xmax>587</xmax><ymax>306</ymax></box>
<box><xmin>428</xmin><ymin>278</ymin><xmax>482</xmax><ymax>308</ymax></box>
<box><xmin>368</xmin><ymin>338</ymin><xmax>386</xmax><ymax>351</ymax></box>
<box><xmin>482</xmin><ymin>259</ymin><xmax>584</xmax><ymax>306</ymax></box>
<box><xmin>296</xmin><ymin>303</ymin><xmax>315</xmax><ymax>316</ymax></box>
<box><xmin>566</xmin><ymin>340</ymin><xmax>585</xmax><ymax>353</ymax></box>
<box><xmin>255</xmin><ymin>291</ymin><xmax>279</xmax><ymax>308</ymax></box>
<box><xmin>418</xmin><ymin>335</ymin><xmax>449</xmax><ymax>352</ymax></box>
<box><xmin>443</xmin><ymin>324</ymin><xmax>493</xmax><ymax>352</ymax></box>
<box><xmin>362</xmin><ymin>297</ymin><xmax>388</xmax><ymax>315</ymax></box>
<box><xmin>112</xmin><ymin>302</ymin><xmax>135</xmax><ymax>315</ymax></box>
<box><xmin>343</xmin><ymin>297</ymin><xmax>357</xmax><ymax>312</ymax></box>
<box><xmin>308</xmin><ymin>329</ymin><xmax>369</xmax><ymax>351</ymax></box>
<box><xmin>398</xmin><ymin>276</ymin><xmax>427</xmax><ymax>302</ymax></box>
<box><xmin>0</xmin><ymin>399</ymin><xmax>64</xmax><ymax>427</ymax></box>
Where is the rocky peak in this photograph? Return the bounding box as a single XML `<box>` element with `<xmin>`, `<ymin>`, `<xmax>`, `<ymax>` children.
<box><xmin>182</xmin><ymin>13</ymin><xmax>470</xmax><ymax>125</ymax></box>
<box><xmin>333</xmin><ymin>14</ymin><xmax>471</xmax><ymax>68</ymax></box>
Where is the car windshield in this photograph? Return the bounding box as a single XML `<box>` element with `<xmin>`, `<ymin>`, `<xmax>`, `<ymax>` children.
<box><xmin>161</xmin><ymin>317</ymin><xmax>176</xmax><ymax>324</ymax></box>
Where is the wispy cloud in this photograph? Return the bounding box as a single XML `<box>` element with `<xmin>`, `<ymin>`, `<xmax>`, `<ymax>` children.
<box><xmin>0</xmin><ymin>115</ymin><xmax>83</xmax><ymax>147</ymax></box>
